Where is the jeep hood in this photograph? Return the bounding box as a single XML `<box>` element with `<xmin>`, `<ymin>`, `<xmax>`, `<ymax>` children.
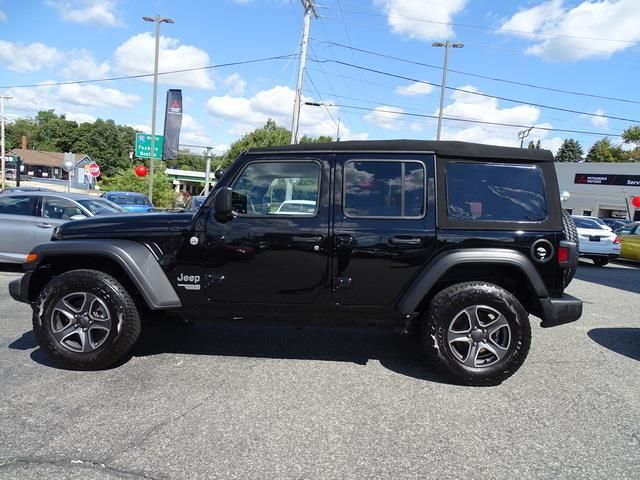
<box><xmin>54</xmin><ymin>212</ymin><xmax>194</xmax><ymax>240</ymax></box>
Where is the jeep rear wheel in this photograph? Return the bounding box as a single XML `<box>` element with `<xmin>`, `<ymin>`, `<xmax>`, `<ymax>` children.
<box><xmin>562</xmin><ymin>209</ymin><xmax>579</xmax><ymax>286</ymax></box>
<box><xmin>33</xmin><ymin>269</ymin><xmax>141</xmax><ymax>370</ymax></box>
<box><xmin>422</xmin><ymin>282</ymin><xmax>531</xmax><ymax>386</ymax></box>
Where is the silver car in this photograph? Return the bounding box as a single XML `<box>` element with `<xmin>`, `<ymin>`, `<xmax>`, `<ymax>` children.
<box><xmin>0</xmin><ymin>192</ymin><xmax>124</xmax><ymax>263</ymax></box>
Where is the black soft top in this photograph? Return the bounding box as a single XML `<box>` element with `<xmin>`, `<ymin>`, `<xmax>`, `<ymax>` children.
<box><xmin>247</xmin><ymin>140</ymin><xmax>553</xmax><ymax>162</ymax></box>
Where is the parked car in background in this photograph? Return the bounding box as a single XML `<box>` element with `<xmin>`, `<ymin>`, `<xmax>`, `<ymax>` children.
<box><xmin>275</xmin><ymin>199</ymin><xmax>317</xmax><ymax>215</ymax></box>
<box><xmin>101</xmin><ymin>191</ymin><xmax>154</xmax><ymax>212</ymax></box>
<box><xmin>0</xmin><ymin>186</ymin><xmax>55</xmax><ymax>194</ymax></box>
<box><xmin>601</xmin><ymin>217</ymin><xmax>629</xmax><ymax>231</ymax></box>
<box><xmin>0</xmin><ymin>192</ymin><xmax>124</xmax><ymax>263</ymax></box>
<box><xmin>615</xmin><ymin>222</ymin><xmax>640</xmax><ymax>261</ymax></box>
<box><xmin>572</xmin><ymin>215</ymin><xmax>620</xmax><ymax>266</ymax></box>
<box><xmin>573</xmin><ymin>215</ymin><xmax>612</xmax><ymax>231</ymax></box>
<box><xmin>4</xmin><ymin>168</ymin><xmax>17</xmax><ymax>180</ymax></box>
<box><xmin>183</xmin><ymin>195</ymin><xmax>206</xmax><ymax>212</ymax></box>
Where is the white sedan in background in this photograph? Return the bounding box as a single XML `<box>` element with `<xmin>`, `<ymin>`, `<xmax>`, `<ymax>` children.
<box><xmin>572</xmin><ymin>215</ymin><xmax>620</xmax><ymax>266</ymax></box>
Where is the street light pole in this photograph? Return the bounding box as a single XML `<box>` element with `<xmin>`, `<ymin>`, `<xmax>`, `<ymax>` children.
<box><xmin>143</xmin><ymin>15</ymin><xmax>174</xmax><ymax>203</ymax></box>
<box><xmin>432</xmin><ymin>41</ymin><xmax>463</xmax><ymax>140</ymax></box>
<box><xmin>1</xmin><ymin>94</ymin><xmax>12</xmax><ymax>191</ymax></box>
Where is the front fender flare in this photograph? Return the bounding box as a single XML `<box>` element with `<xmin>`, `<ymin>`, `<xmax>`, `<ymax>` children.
<box><xmin>27</xmin><ymin>239</ymin><xmax>182</xmax><ymax>310</ymax></box>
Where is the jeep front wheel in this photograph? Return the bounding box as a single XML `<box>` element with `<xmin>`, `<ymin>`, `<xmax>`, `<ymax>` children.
<box><xmin>33</xmin><ymin>269</ymin><xmax>141</xmax><ymax>370</ymax></box>
<box><xmin>422</xmin><ymin>282</ymin><xmax>531</xmax><ymax>385</ymax></box>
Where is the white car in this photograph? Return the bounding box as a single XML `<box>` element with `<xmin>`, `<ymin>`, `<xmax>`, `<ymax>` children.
<box><xmin>275</xmin><ymin>200</ymin><xmax>316</xmax><ymax>215</ymax></box>
<box><xmin>572</xmin><ymin>215</ymin><xmax>620</xmax><ymax>266</ymax></box>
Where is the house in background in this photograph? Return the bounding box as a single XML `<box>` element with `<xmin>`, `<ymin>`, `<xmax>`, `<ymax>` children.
<box><xmin>8</xmin><ymin>148</ymin><xmax>97</xmax><ymax>190</ymax></box>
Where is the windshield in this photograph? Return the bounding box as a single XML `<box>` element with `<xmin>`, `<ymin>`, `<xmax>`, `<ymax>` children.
<box><xmin>573</xmin><ymin>217</ymin><xmax>607</xmax><ymax>230</ymax></box>
<box><xmin>78</xmin><ymin>199</ymin><xmax>126</xmax><ymax>215</ymax></box>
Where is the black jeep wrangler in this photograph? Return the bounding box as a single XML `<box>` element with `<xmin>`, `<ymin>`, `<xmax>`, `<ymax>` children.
<box><xmin>9</xmin><ymin>140</ymin><xmax>582</xmax><ymax>385</ymax></box>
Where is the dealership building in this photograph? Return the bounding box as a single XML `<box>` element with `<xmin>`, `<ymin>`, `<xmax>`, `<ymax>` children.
<box><xmin>555</xmin><ymin>162</ymin><xmax>640</xmax><ymax>221</ymax></box>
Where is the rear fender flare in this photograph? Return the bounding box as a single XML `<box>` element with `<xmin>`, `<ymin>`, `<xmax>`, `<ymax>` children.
<box><xmin>396</xmin><ymin>248</ymin><xmax>548</xmax><ymax>316</ymax></box>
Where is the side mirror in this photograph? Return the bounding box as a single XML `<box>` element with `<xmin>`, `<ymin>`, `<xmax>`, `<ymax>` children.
<box><xmin>214</xmin><ymin>169</ymin><xmax>225</xmax><ymax>180</ymax></box>
<box><xmin>70</xmin><ymin>214</ymin><xmax>88</xmax><ymax>221</ymax></box>
<box><xmin>213</xmin><ymin>187</ymin><xmax>233</xmax><ymax>223</ymax></box>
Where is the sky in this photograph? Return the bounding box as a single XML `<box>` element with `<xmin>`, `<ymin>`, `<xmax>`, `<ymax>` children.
<box><xmin>1</xmin><ymin>0</ymin><xmax>639</xmax><ymax>157</ymax></box>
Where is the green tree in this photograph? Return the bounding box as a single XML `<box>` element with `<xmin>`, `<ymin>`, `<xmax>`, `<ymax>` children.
<box><xmin>554</xmin><ymin>139</ymin><xmax>584</xmax><ymax>162</ymax></box>
<box><xmin>585</xmin><ymin>138</ymin><xmax>625</xmax><ymax>162</ymax></box>
<box><xmin>32</xmin><ymin>110</ymin><xmax>78</xmax><ymax>152</ymax></box>
<box><xmin>222</xmin><ymin>119</ymin><xmax>290</xmax><ymax>168</ymax></box>
<box><xmin>622</xmin><ymin>126</ymin><xmax>640</xmax><ymax>147</ymax></box>
<box><xmin>5</xmin><ymin>117</ymin><xmax>38</xmax><ymax>149</ymax></box>
<box><xmin>527</xmin><ymin>140</ymin><xmax>541</xmax><ymax>149</ymax></box>
<box><xmin>100</xmin><ymin>163</ymin><xmax>177</xmax><ymax>208</ymax></box>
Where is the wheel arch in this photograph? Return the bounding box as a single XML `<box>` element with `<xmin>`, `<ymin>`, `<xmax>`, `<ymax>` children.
<box><xmin>397</xmin><ymin>249</ymin><xmax>548</xmax><ymax>318</ymax></box>
<box><xmin>26</xmin><ymin>240</ymin><xmax>181</xmax><ymax>310</ymax></box>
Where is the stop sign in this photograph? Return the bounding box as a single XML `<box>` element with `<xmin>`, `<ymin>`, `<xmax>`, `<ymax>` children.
<box><xmin>87</xmin><ymin>163</ymin><xmax>100</xmax><ymax>177</ymax></box>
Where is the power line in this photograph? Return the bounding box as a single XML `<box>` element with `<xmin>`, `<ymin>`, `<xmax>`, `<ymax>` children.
<box><xmin>0</xmin><ymin>55</ymin><xmax>298</xmax><ymax>90</ymax></box>
<box><xmin>317</xmin><ymin>40</ymin><xmax>640</xmax><ymax>105</ymax></box>
<box><xmin>317</xmin><ymin>5</ymin><xmax>639</xmax><ymax>44</ymax></box>
<box><xmin>310</xmin><ymin>58</ymin><xmax>640</xmax><ymax>124</ymax></box>
<box><xmin>331</xmin><ymin>103</ymin><xmax>623</xmax><ymax>138</ymax></box>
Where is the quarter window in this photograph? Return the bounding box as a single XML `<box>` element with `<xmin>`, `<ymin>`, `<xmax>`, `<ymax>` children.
<box><xmin>231</xmin><ymin>161</ymin><xmax>320</xmax><ymax>217</ymax></box>
<box><xmin>446</xmin><ymin>162</ymin><xmax>546</xmax><ymax>222</ymax></box>
<box><xmin>344</xmin><ymin>161</ymin><xmax>425</xmax><ymax>218</ymax></box>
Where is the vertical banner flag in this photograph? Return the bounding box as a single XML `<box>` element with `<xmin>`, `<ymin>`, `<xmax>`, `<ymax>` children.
<box><xmin>162</xmin><ymin>89</ymin><xmax>183</xmax><ymax>160</ymax></box>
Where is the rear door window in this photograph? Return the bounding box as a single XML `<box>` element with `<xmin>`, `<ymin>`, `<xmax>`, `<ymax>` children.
<box><xmin>0</xmin><ymin>196</ymin><xmax>37</xmax><ymax>216</ymax></box>
<box><xmin>446</xmin><ymin>162</ymin><xmax>546</xmax><ymax>222</ymax></box>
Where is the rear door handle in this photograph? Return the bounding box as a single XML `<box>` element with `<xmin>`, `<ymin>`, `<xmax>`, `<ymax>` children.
<box><xmin>389</xmin><ymin>236</ymin><xmax>422</xmax><ymax>246</ymax></box>
<box><xmin>37</xmin><ymin>223</ymin><xmax>54</xmax><ymax>228</ymax></box>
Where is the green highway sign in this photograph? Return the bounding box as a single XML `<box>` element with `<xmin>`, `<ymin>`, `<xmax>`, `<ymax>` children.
<box><xmin>135</xmin><ymin>133</ymin><xmax>164</xmax><ymax>159</ymax></box>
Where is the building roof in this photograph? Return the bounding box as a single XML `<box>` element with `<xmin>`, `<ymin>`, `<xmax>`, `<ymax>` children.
<box><xmin>9</xmin><ymin>149</ymin><xmax>90</xmax><ymax>168</ymax></box>
<box><xmin>248</xmin><ymin>140</ymin><xmax>554</xmax><ymax>162</ymax></box>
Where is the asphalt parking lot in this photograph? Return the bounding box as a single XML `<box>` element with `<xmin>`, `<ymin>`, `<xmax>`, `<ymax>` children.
<box><xmin>1</xmin><ymin>260</ymin><xmax>639</xmax><ymax>480</ymax></box>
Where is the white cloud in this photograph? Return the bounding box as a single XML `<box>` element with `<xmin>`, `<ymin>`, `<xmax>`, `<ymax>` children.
<box><xmin>64</xmin><ymin>112</ymin><xmax>96</xmax><ymax>124</ymax></box>
<box><xmin>206</xmin><ymin>86</ymin><xmax>363</xmax><ymax>140</ymax></box>
<box><xmin>375</xmin><ymin>0</ymin><xmax>467</xmax><ymax>41</ymax></box>
<box><xmin>584</xmin><ymin>109</ymin><xmax>609</xmax><ymax>128</ymax></box>
<box><xmin>179</xmin><ymin>114</ymin><xmax>213</xmax><ymax>148</ymax></box>
<box><xmin>395</xmin><ymin>82</ymin><xmax>434</xmax><ymax>96</ymax></box>
<box><xmin>224</xmin><ymin>73</ymin><xmax>247</xmax><ymax>96</ymax></box>
<box><xmin>500</xmin><ymin>0</ymin><xmax>640</xmax><ymax>61</ymax></box>
<box><xmin>364</xmin><ymin>106</ymin><xmax>405</xmax><ymax>130</ymax></box>
<box><xmin>0</xmin><ymin>40</ymin><xmax>62</xmax><ymax>72</ymax></box>
<box><xmin>114</xmin><ymin>33</ymin><xmax>214</xmax><ymax>89</ymax></box>
<box><xmin>57</xmin><ymin>83</ymin><xmax>140</xmax><ymax>109</ymax></box>
<box><xmin>5</xmin><ymin>82</ymin><xmax>138</xmax><ymax>116</ymax></box>
<box><xmin>62</xmin><ymin>50</ymin><xmax>110</xmax><ymax>79</ymax></box>
<box><xmin>47</xmin><ymin>0</ymin><xmax>120</xmax><ymax>27</ymax></box>
<box><xmin>439</xmin><ymin>84</ymin><xmax>561</xmax><ymax>149</ymax></box>
<box><xmin>0</xmin><ymin>10</ymin><xmax>7</xmax><ymax>22</ymax></box>
<box><xmin>131</xmin><ymin>124</ymin><xmax>151</xmax><ymax>134</ymax></box>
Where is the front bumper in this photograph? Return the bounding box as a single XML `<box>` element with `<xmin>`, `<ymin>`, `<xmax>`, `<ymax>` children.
<box><xmin>539</xmin><ymin>293</ymin><xmax>583</xmax><ymax>328</ymax></box>
<box><xmin>8</xmin><ymin>271</ymin><xmax>32</xmax><ymax>304</ymax></box>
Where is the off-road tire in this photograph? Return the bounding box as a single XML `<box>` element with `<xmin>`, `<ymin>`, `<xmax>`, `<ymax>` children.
<box><xmin>561</xmin><ymin>209</ymin><xmax>579</xmax><ymax>286</ymax></box>
<box><xmin>32</xmin><ymin>269</ymin><xmax>141</xmax><ymax>370</ymax></box>
<box><xmin>422</xmin><ymin>282</ymin><xmax>531</xmax><ymax>386</ymax></box>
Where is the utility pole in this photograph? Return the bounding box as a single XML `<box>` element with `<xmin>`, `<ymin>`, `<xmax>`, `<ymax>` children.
<box><xmin>290</xmin><ymin>0</ymin><xmax>317</xmax><ymax>145</ymax></box>
<box><xmin>432</xmin><ymin>41</ymin><xmax>463</xmax><ymax>140</ymax></box>
<box><xmin>143</xmin><ymin>15</ymin><xmax>174</xmax><ymax>203</ymax></box>
<box><xmin>1</xmin><ymin>94</ymin><xmax>12</xmax><ymax>191</ymax></box>
<box><xmin>203</xmin><ymin>147</ymin><xmax>212</xmax><ymax>195</ymax></box>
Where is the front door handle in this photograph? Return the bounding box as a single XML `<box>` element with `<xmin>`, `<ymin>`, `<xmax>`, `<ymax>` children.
<box><xmin>389</xmin><ymin>236</ymin><xmax>422</xmax><ymax>246</ymax></box>
<box><xmin>37</xmin><ymin>223</ymin><xmax>54</xmax><ymax>228</ymax></box>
